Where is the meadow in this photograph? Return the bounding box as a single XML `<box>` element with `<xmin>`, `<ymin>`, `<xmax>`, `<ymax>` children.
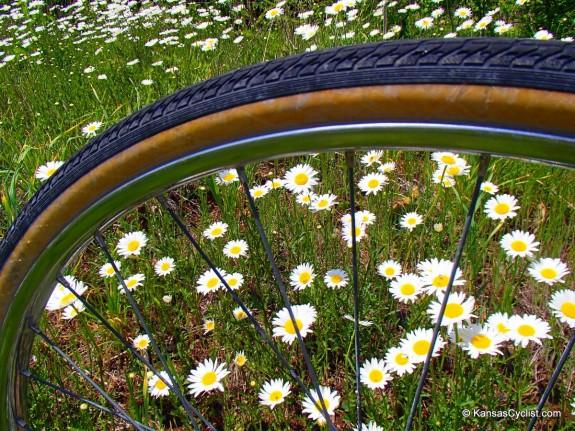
<box><xmin>1</xmin><ymin>0</ymin><xmax>575</xmax><ymax>430</ymax></box>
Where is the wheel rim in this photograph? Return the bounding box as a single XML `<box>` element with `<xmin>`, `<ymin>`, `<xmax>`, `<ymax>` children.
<box><xmin>2</xmin><ymin>89</ymin><xmax>575</xmax><ymax>430</ymax></box>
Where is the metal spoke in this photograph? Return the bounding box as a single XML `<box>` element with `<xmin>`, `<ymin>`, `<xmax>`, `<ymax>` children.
<box><xmin>346</xmin><ymin>151</ymin><xmax>363</xmax><ymax>429</ymax></box>
<box><xmin>527</xmin><ymin>330</ymin><xmax>575</xmax><ymax>431</ymax></box>
<box><xmin>157</xmin><ymin>194</ymin><xmax>333</xmax><ymax>425</ymax></box>
<box><xmin>93</xmin><ymin>232</ymin><xmax>206</xmax><ymax>431</ymax></box>
<box><xmin>405</xmin><ymin>154</ymin><xmax>490</xmax><ymax>431</ymax></box>
<box><xmin>54</xmin><ymin>275</ymin><xmax>213</xmax><ymax>431</ymax></box>
<box><xmin>31</xmin><ymin>326</ymin><xmax>145</xmax><ymax>431</ymax></box>
<box><xmin>21</xmin><ymin>369</ymin><xmax>156</xmax><ymax>431</ymax></box>
<box><xmin>237</xmin><ymin>166</ymin><xmax>337</xmax><ymax>431</ymax></box>
<box><xmin>15</xmin><ymin>418</ymin><xmax>34</xmax><ymax>431</ymax></box>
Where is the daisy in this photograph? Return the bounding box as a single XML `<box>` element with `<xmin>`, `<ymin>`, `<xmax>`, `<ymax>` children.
<box><xmin>99</xmin><ymin>261</ymin><xmax>120</xmax><ymax>278</ymax></box>
<box><xmin>325</xmin><ymin>1</ymin><xmax>347</xmax><ymax>15</ymax></box>
<box><xmin>215</xmin><ymin>169</ymin><xmax>238</xmax><ymax>185</ymax></box>
<box><xmin>296</xmin><ymin>191</ymin><xmax>317</xmax><ymax>206</ymax></box>
<box><xmin>500</xmin><ymin>230</ymin><xmax>539</xmax><ymax>258</ymax></box>
<box><xmin>148</xmin><ymin>371</ymin><xmax>171</xmax><ymax>398</ymax></box>
<box><xmin>62</xmin><ymin>300</ymin><xmax>86</xmax><ymax>320</ymax></box>
<box><xmin>427</xmin><ymin>292</ymin><xmax>476</xmax><ymax>331</ymax></box>
<box><xmin>203</xmin><ymin>319</ymin><xmax>215</xmax><ymax>334</ymax></box>
<box><xmin>342</xmin><ymin>222</ymin><xmax>366</xmax><ymax>247</ymax></box>
<box><xmin>289</xmin><ymin>263</ymin><xmax>315</xmax><ymax>290</ymax></box>
<box><xmin>384</xmin><ymin>346</ymin><xmax>416</xmax><ymax>376</ymax></box>
<box><xmin>443</xmin><ymin>161</ymin><xmax>470</xmax><ymax>176</ymax></box>
<box><xmin>390</xmin><ymin>273</ymin><xmax>423</xmax><ymax>303</ymax></box>
<box><xmin>354</xmin><ymin>421</ymin><xmax>384</xmax><ymax>431</ymax></box>
<box><xmin>454</xmin><ymin>7</ymin><xmax>472</xmax><ymax>18</ymax></box>
<box><xmin>401</xmin><ymin>327</ymin><xmax>446</xmax><ymax>364</ymax></box>
<box><xmin>432</xmin><ymin>169</ymin><xmax>456</xmax><ymax>188</ymax></box>
<box><xmin>481</xmin><ymin>181</ymin><xmax>499</xmax><ymax>194</ymax></box>
<box><xmin>187</xmin><ymin>358</ymin><xmax>230</xmax><ymax>397</ymax></box>
<box><xmin>358</xmin><ymin>173</ymin><xmax>388</xmax><ymax>195</ymax></box>
<box><xmin>507</xmin><ymin>314</ymin><xmax>552</xmax><ymax>347</ymax></box>
<box><xmin>234</xmin><ymin>351</ymin><xmax>247</xmax><ymax>367</ymax></box>
<box><xmin>310</xmin><ymin>194</ymin><xmax>338</xmax><ymax>212</ymax></box>
<box><xmin>154</xmin><ymin>257</ymin><xmax>175</xmax><ymax>276</ymax></box>
<box><xmin>233</xmin><ymin>306</ymin><xmax>248</xmax><ymax>321</ymax></box>
<box><xmin>133</xmin><ymin>334</ymin><xmax>151</xmax><ymax>350</ymax></box>
<box><xmin>203</xmin><ymin>221</ymin><xmax>228</xmax><ymax>240</ymax></box>
<box><xmin>117</xmin><ymin>231</ymin><xmax>148</xmax><ymax>258</ymax></box>
<box><xmin>265</xmin><ymin>7</ymin><xmax>283</xmax><ymax>19</ymax></box>
<box><xmin>431</xmin><ymin>151</ymin><xmax>463</xmax><ymax>166</ymax></box>
<box><xmin>196</xmin><ymin>268</ymin><xmax>227</xmax><ymax>294</ymax></box>
<box><xmin>549</xmin><ymin>289</ymin><xmax>575</xmax><ymax>327</ymax></box>
<box><xmin>284</xmin><ymin>164</ymin><xmax>319</xmax><ymax>194</ymax></box>
<box><xmin>377</xmin><ymin>260</ymin><xmax>402</xmax><ymax>280</ymax></box>
<box><xmin>250</xmin><ymin>184</ymin><xmax>270</xmax><ymax>199</ymax></box>
<box><xmin>534</xmin><ymin>30</ymin><xmax>553</xmax><ymax>40</ymax></box>
<box><xmin>485</xmin><ymin>312</ymin><xmax>512</xmax><ymax>340</ymax></box>
<box><xmin>360</xmin><ymin>150</ymin><xmax>383</xmax><ymax>167</ymax></box>
<box><xmin>400</xmin><ymin>212</ymin><xmax>423</xmax><ymax>231</ymax></box>
<box><xmin>224</xmin><ymin>272</ymin><xmax>244</xmax><ymax>290</ymax></box>
<box><xmin>415</xmin><ymin>17</ymin><xmax>433</xmax><ymax>29</ymax></box>
<box><xmin>528</xmin><ymin>258</ymin><xmax>570</xmax><ymax>285</ymax></box>
<box><xmin>265</xmin><ymin>177</ymin><xmax>285</xmax><ymax>190</ymax></box>
<box><xmin>35</xmin><ymin>160</ymin><xmax>64</xmax><ymax>181</ymax></box>
<box><xmin>419</xmin><ymin>258</ymin><xmax>465</xmax><ymax>295</ymax></box>
<box><xmin>82</xmin><ymin>121</ymin><xmax>102</xmax><ymax>137</ymax></box>
<box><xmin>45</xmin><ymin>276</ymin><xmax>88</xmax><ymax>311</ymax></box>
<box><xmin>484</xmin><ymin>194</ymin><xmax>520</xmax><ymax>220</ymax></box>
<box><xmin>360</xmin><ymin>358</ymin><xmax>392</xmax><ymax>390</ymax></box>
<box><xmin>378</xmin><ymin>161</ymin><xmax>396</xmax><ymax>174</ymax></box>
<box><xmin>355</xmin><ymin>210</ymin><xmax>376</xmax><ymax>225</ymax></box>
<box><xmin>301</xmin><ymin>386</ymin><xmax>340</xmax><ymax>425</ymax></box>
<box><xmin>324</xmin><ymin>269</ymin><xmax>349</xmax><ymax>288</ymax></box>
<box><xmin>259</xmin><ymin>378</ymin><xmax>291</xmax><ymax>409</ymax></box>
<box><xmin>223</xmin><ymin>239</ymin><xmax>249</xmax><ymax>259</ymax></box>
<box><xmin>272</xmin><ymin>304</ymin><xmax>317</xmax><ymax>344</ymax></box>
<box><xmin>343</xmin><ymin>314</ymin><xmax>374</xmax><ymax>327</ymax></box>
<box><xmin>118</xmin><ymin>274</ymin><xmax>145</xmax><ymax>293</ymax></box>
<box><xmin>458</xmin><ymin>324</ymin><xmax>505</xmax><ymax>358</ymax></box>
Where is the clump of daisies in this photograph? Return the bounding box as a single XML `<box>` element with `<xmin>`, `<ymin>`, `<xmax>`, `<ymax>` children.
<box><xmin>340</xmin><ymin>210</ymin><xmax>376</xmax><ymax>247</ymax></box>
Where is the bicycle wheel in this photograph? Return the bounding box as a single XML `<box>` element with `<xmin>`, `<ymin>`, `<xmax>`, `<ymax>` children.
<box><xmin>1</xmin><ymin>38</ymin><xmax>575</xmax><ymax>430</ymax></box>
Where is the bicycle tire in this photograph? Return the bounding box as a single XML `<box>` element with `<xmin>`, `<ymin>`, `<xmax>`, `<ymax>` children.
<box><xmin>2</xmin><ymin>37</ymin><xmax>575</xmax><ymax>429</ymax></box>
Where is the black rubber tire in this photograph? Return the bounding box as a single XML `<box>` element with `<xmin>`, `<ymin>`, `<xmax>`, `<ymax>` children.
<box><xmin>2</xmin><ymin>37</ymin><xmax>575</xmax><ymax>430</ymax></box>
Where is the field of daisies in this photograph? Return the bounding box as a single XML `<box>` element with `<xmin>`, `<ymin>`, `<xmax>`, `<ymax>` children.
<box><xmin>2</xmin><ymin>0</ymin><xmax>575</xmax><ymax>430</ymax></box>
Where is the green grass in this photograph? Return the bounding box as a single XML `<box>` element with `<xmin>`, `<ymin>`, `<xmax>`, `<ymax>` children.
<box><xmin>2</xmin><ymin>0</ymin><xmax>575</xmax><ymax>430</ymax></box>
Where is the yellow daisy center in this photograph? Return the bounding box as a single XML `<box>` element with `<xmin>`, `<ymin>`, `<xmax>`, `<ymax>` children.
<box><xmin>330</xmin><ymin>275</ymin><xmax>342</xmax><ymax>284</ymax></box>
<box><xmin>137</xmin><ymin>340</ymin><xmax>148</xmax><ymax>348</ymax></box>
<box><xmin>294</xmin><ymin>173</ymin><xmax>309</xmax><ymax>186</ymax></box>
<box><xmin>395</xmin><ymin>353</ymin><xmax>409</xmax><ymax>365</ymax></box>
<box><xmin>494</xmin><ymin>202</ymin><xmax>510</xmax><ymax>215</ymax></box>
<box><xmin>446</xmin><ymin>166</ymin><xmax>461</xmax><ymax>175</ymax></box>
<box><xmin>205</xmin><ymin>321</ymin><xmax>215</xmax><ymax>330</ymax></box>
<box><xmin>284</xmin><ymin>318</ymin><xmax>303</xmax><ymax>335</ymax></box>
<box><xmin>471</xmin><ymin>334</ymin><xmax>491</xmax><ymax>349</ymax></box>
<box><xmin>126</xmin><ymin>279</ymin><xmax>138</xmax><ymax>288</ymax></box>
<box><xmin>201</xmin><ymin>371</ymin><xmax>217</xmax><ymax>386</ymax></box>
<box><xmin>540</xmin><ymin>268</ymin><xmax>557</xmax><ymax>279</ymax></box>
<box><xmin>368</xmin><ymin>369</ymin><xmax>383</xmax><ymax>383</ymax></box>
<box><xmin>106</xmin><ymin>267</ymin><xmax>115</xmax><ymax>275</ymax></box>
<box><xmin>561</xmin><ymin>302</ymin><xmax>575</xmax><ymax>319</ymax></box>
<box><xmin>223</xmin><ymin>173</ymin><xmax>235</xmax><ymax>182</ymax></box>
<box><xmin>235</xmin><ymin>356</ymin><xmax>246</xmax><ymax>366</ymax></box>
<box><xmin>302</xmin><ymin>195</ymin><xmax>311</xmax><ymax>203</ymax></box>
<box><xmin>46</xmin><ymin>168</ymin><xmax>57</xmax><ymax>177</ymax></box>
<box><xmin>299</xmin><ymin>272</ymin><xmax>311</xmax><ymax>284</ymax></box>
<box><xmin>211</xmin><ymin>227</ymin><xmax>222</xmax><ymax>236</ymax></box>
<box><xmin>161</xmin><ymin>263</ymin><xmax>171</xmax><ymax>271</ymax></box>
<box><xmin>407</xmin><ymin>217</ymin><xmax>417</xmax><ymax>225</ymax></box>
<box><xmin>517</xmin><ymin>324</ymin><xmax>536</xmax><ymax>337</ymax></box>
<box><xmin>235</xmin><ymin>311</ymin><xmax>246</xmax><ymax>319</ymax></box>
<box><xmin>441</xmin><ymin>155</ymin><xmax>456</xmax><ymax>164</ymax></box>
<box><xmin>314</xmin><ymin>398</ymin><xmax>331</xmax><ymax>411</ymax></box>
<box><xmin>270</xmin><ymin>390</ymin><xmax>283</xmax><ymax>402</ymax></box>
<box><xmin>207</xmin><ymin>278</ymin><xmax>219</xmax><ymax>289</ymax></box>
<box><xmin>127</xmin><ymin>240</ymin><xmax>140</xmax><ymax>252</ymax></box>
<box><xmin>317</xmin><ymin>199</ymin><xmax>329</xmax><ymax>208</ymax></box>
<box><xmin>334</xmin><ymin>3</ymin><xmax>344</xmax><ymax>12</ymax></box>
<box><xmin>269</xmin><ymin>9</ymin><xmax>279</xmax><ymax>16</ymax></box>
<box><xmin>432</xmin><ymin>275</ymin><xmax>449</xmax><ymax>288</ymax></box>
<box><xmin>413</xmin><ymin>340</ymin><xmax>430</xmax><ymax>356</ymax></box>
<box><xmin>228</xmin><ymin>278</ymin><xmax>238</xmax><ymax>287</ymax></box>
<box><xmin>483</xmin><ymin>185</ymin><xmax>493</xmax><ymax>192</ymax></box>
<box><xmin>253</xmin><ymin>190</ymin><xmax>264</xmax><ymax>197</ymax></box>
<box><xmin>155</xmin><ymin>379</ymin><xmax>167</xmax><ymax>390</ymax></box>
<box><xmin>444</xmin><ymin>303</ymin><xmax>464</xmax><ymax>319</ymax></box>
<box><xmin>511</xmin><ymin>240</ymin><xmax>527</xmax><ymax>252</ymax></box>
<box><xmin>400</xmin><ymin>283</ymin><xmax>415</xmax><ymax>296</ymax></box>
<box><xmin>368</xmin><ymin>179</ymin><xmax>379</xmax><ymax>189</ymax></box>
<box><xmin>384</xmin><ymin>267</ymin><xmax>395</xmax><ymax>276</ymax></box>
<box><xmin>497</xmin><ymin>323</ymin><xmax>510</xmax><ymax>333</ymax></box>
<box><xmin>230</xmin><ymin>245</ymin><xmax>242</xmax><ymax>255</ymax></box>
